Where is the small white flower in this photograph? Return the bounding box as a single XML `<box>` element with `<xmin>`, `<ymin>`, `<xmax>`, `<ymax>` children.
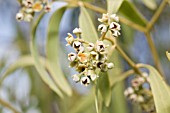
<box><xmin>72</xmin><ymin>74</ymin><xmax>80</xmax><ymax>82</ymax></box>
<box><xmin>129</xmin><ymin>94</ymin><xmax>137</xmax><ymax>102</ymax></box>
<box><xmin>96</xmin><ymin>41</ymin><xmax>105</xmax><ymax>52</ymax></box>
<box><xmin>87</xmin><ymin>43</ymin><xmax>94</xmax><ymax>51</ymax></box>
<box><xmin>25</xmin><ymin>8</ymin><xmax>33</xmax><ymax>13</ymax></box>
<box><xmin>87</xmin><ymin>70</ymin><xmax>98</xmax><ymax>81</ymax></box>
<box><xmin>137</xmin><ymin>95</ymin><xmax>144</xmax><ymax>103</ymax></box>
<box><xmin>107</xmin><ymin>63</ymin><xmax>114</xmax><ymax>69</ymax></box>
<box><xmin>78</xmin><ymin>46</ymin><xmax>85</xmax><ymax>53</ymax></box>
<box><xmin>124</xmin><ymin>87</ymin><xmax>134</xmax><ymax>97</ymax></box>
<box><xmin>16</xmin><ymin>12</ymin><xmax>24</xmax><ymax>21</ymax></box>
<box><xmin>98</xmin><ymin>13</ymin><xmax>109</xmax><ymax>23</ymax></box>
<box><xmin>110</xmin><ymin>29</ymin><xmax>120</xmax><ymax>37</ymax></box>
<box><xmin>22</xmin><ymin>0</ymin><xmax>33</xmax><ymax>8</ymax></box>
<box><xmin>110</xmin><ymin>14</ymin><xmax>119</xmax><ymax>22</ymax></box>
<box><xmin>73</xmin><ymin>41</ymin><xmax>81</xmax><ymax>49</ymax></box>
<box><xmin>73</xmin><ymin>28</ymin><xmax>82</xmax><ymax>34</ymax></box>
<box><xmin>137</xmin><ymin>77</ymin><xmax>145</xmax><ymax>84</ymax></box>
<box><xmin>24</xmin><ymin>14</ymin><xmax>33</xmax><ymax>22</ymax></box>
<box><xmin>98</xmin><ymin>24</ymin><xmax>107</xmax><ymax>34</ymax></box>
<box><xmin>81</xmin><ymin>76</ymin><xmax>90</xmax><ymax>86</ymax></box>
<box><xmin>68</xmin><ymin>52</ymin><xmax>77</xmax><ymax>62</ymax></box>
<box><xmin>44</xmin><ymin>4</ymin><xmax>51</xmax><ymax>12</ymax></box>
<box><xmin>142</xmin><ymin>72</ymin><xmax>149</xmax><ymax>78</ymax></box>
<box><xmin>90</xmin><ymin>51</ymin><xmax>99</xmax><ymax>60</ymax></box>
<box><xmin>110</xmin><ymin>22</ymin><xmax>121</xmax><ymax>31</ymax></box>
<box><xmin>65</xmin><ymin>33</ymin><xmax>74</xmax><ymax>46</ymax></box>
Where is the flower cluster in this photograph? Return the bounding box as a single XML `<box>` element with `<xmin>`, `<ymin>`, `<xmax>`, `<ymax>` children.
<box><xmin>66</xmin><ymin>28</ymin><xmax>114</xmax><ymax>86</ymax></box>
<box><xmin>124</xmin><ymin>73</ymin><xmax>155</xmax><ymax>112</ymax></box>
<box><xmin>98</xmin><ymin>13</ymin><xmax>121</xmax><ymax>37</ymax></box>
<box><xmin>16</xmin><ymin>0</ymin><xmax>51</xmax><ymax>22</ymax></box>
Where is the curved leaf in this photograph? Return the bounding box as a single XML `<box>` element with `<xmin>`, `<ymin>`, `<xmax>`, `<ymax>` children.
<box><xmin>139</xmin><ymin>64</ymin><xmax>170</xmax><ymax>113</ymax></box>
<box><xmin>79</xmin><ymin>7</ymin><xmax>98</xmax><ymax>43</ymax></box>
<box><xmin>142</xmin><ymin>0</ymin><xmax>157</xmax><ymax>10</ymax></box>
<box><xmin>107</xmin><ymin>0</ymin><xmax>124</xmax><ymax>14</ymax></box>
<box><xmin>30</xmin><ymin>12</ymin><xmax>63</xmax><ymax>98</ymax></box>
<box><xmin>166</xmin><ymin>51</ymin><xmax>170</xmax><ymax>61</ymax></box>
<box><xmin>46</xmin><ymin>4</ymin><xmax>72</xmax><ymax>96</ymax></box>
<box><xmin>119</xmin><ymin>1</ymin><xmax>148</xmax><ymax>27</ymax></box>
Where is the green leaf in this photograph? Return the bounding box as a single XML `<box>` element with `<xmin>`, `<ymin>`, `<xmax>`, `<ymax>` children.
<box><xmin>142</xmin><ymin>0</ymin><xmax>157</xmax><ymax>10</ymax></box>
<box><xmin>139</xmin><ymin>64</ymin><xmax>170</xmax><ymax>113</ymax></box>
<box><xmin>30</xmin><ymin>12</ymin><xmax>63</xmax><ymax>98</ymax></box>
<box><xmin>166</xmin><ymin>51</ymin><xmax>170</xmax><ymax>61</ymax></box>
<box><xmin>107</xmin><ymin>51</ymin><xmax>128</xmax><ymax>113</ymax></box>
<box><xmin>46</xmin><ymin>4</ymin><xmax>72</xmax><ymax>96</ymax></box>
<box><xmin>98</xmin><ymin>72</ymin><xmax>111</xmax><ymax>107</ymax></box>
<box><xmin>107</xmin><ymin>0</ymin><xmax>124</xmax><ymax>14</ymax></box>
<box><xmin>79</xmin><ymin>7</ymin><xmax>98</xmax><ymax>43</ymax></box>
<box><xmin>119</xmin><ymin>1</ymin><xmax>148</xmax><ymax>27</ymax></box>
<box><xmin>0</xmin><ymin>56</ymin><xmax>35</xmax><ymax>84</ymax></box>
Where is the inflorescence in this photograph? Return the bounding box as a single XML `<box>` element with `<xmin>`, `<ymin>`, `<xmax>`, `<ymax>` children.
<box><xmin>124</xmin><ymin>72</ymin><xmax>155</xmax><ymax>112</ymax></box>
<box><xmin>16</xmin><ymin>0</ymin><xmax>51</xmax><ymax>22</ymax></box>
<box><xmin>66</xmin><ymin>13</ymin><xmax>121</xmax><ymax>86</ymax></box>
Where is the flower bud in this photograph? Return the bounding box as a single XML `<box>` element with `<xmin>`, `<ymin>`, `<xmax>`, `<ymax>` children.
<box><xmin>98</xmin><ymin>13</ymin><xmax>109</xmax><ymax>23</ymax></box>
<box><xmin>81</xmin><ymin>76</ymin><xmax>90</xmax><ymax>86</ymax></box>
<box><xmin>68</xmin><ymin>52</ymin><xmax>77</xmax><ymax>62</ymax></box>
<box><xmin>73</xmin><ymin>28</ymin><xmax>82</xmax><ymax>35</ymax></box>
<box><xmin>137</xmin><ymin>95</ymin><xmax>144</xmax><ymax>103</ymax></box>
<box><xmin>110</xmin><ymin>14</ymin><xmax>119</xmax><ymax>22</ymax></box>
<box><xmin>107</xmin><ymin>63</ymin><xmax>114</xmax><ymax>69</ymax></box>
<box><xmin>87</xmin><ymin>43</ymin><xmax>94</xmax><ymax>51</ymax></box>
<box><xmin>16</xmin><ymin>12</ymin><xmax>24</xmax><ymax>21</ymax></box>
<box><xmin>72</xmin><ymin>74</ymin><xmax>80</xmax><ymax>82</ymax></box>
<box><xmin>65</xmin><ymin>33</ymin><xmax>74</xmax><ymax>46</ymax></box>
<box><xmin>129</xmin><ymin>94</ymin><xmax>137</xmax><ymax>102</ymax></box>
<box><xmin>44</xmin><ymin>4</ymin><xmax>51</xmax><ymax>12</ymax></box>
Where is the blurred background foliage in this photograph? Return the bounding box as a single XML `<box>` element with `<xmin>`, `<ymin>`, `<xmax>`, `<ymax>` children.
<box><xmin>0</xmin><ymin>0</ymin><xmax>170</xmax><ymax>113</ymax></box>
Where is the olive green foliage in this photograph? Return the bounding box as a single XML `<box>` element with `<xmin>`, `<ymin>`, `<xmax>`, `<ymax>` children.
<box><xmin>1</xmin><ymin>0</ymin><xmax>170</xmax><ymax>113</ymax></box>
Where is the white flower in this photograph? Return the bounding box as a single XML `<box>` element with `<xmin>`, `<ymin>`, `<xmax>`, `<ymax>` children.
<box><xmin>110</xmin><ymin>29</ymin><xmax>120</xmax><ymax>37</ymax></box>
<box><xmin>96</xmin><ymin>41</ymin><xmax>105</xmax><ymax>52</ymax></box>
<box><xmin>25</xmin><ymin>8</ymin><xmax>33</xmax><ymax>13</ymax></box>
<box><xmin>73</xmin><ymin>41</ymin><xmax>81</xmax><ymax>49</ymax></box>
<box><xmin>87</xmin><ymin>43</ymin><xmax>94</xmax><ymax>51</ymax></box>
<box><xmin>110</xmin><ymin>14</ymin><xmax>119</xmax><ymax>22</ymax></box>
<box><xmin>107</xmin><ymin>63</ymin><xmax>114</xmax><ymax>69</ymax></box>
<box><xmin>68</xmin><ymin>52</ymin><xmax>77</xmax><ymax>62</ymax></box>
<box><xmin>73</xmin><ymin>28</ymin><xmax>82</xmax><ymax>34</ymax></box>
<box><xmin>137</xmin><ymin>95</ymin><xmax>144</xmax><ymax>103</ymax></box>
<box><xmin>22</xmin><ymin>0</ymin><xmax>33</xmax><ymax>8</ymax></box>
<box><xmin>90</xmin><ymin>51</ymin><xmax>99</xmax><ymax>60</ymax></box>
<box><xmin>44</xmin><ymin>4</ymin><xmax>51</xmax><ymax>12</ymax></box>
<box><xmin>98</xmin><ymin>13</ymin><xmax>109</xmax><ymax>23</ymax></box>
<box><xmin>72</xmin><ymin>74</ymin><xmax>80</xmax><ymax>82</ymax></box>
<box><xmin>24</xmin><ymin>14</ymin><xmax>33</xmax><ymax>22</ymax></box>
<box><xmin>124</xmin><ymin>87</ymin><xmax>134</xmax><ymax>97</ymax></box>
<box><xmin>16</xmin><ymin>12</ymin><xmax>24</xmax><ymax>21</ymax></box>
<box><xmin>32</xmin><ymin>1</ymin><xmax>43</xmax><ymax>12</ymax></box>
<box><xmin>142</xmin><ymin>72</ymin><xmax>149</xmax><ymax>78</ymax></box>
<box><xmin>98</xmin><ymin>24</ymin><xmax>107</xmax><ymax>34</ymax></box>
<box><xmin>65</xmin><ymin>33</ymin><xmax>74</xmax><ymax>46</ymax></box>
<box><xmin>81</xmin><ymin>76</ymin><xmax>90</xmax><ymax>86</ymax></box>
<box><xmin>110</xmin><ymin>22</ymin><xmax>121</xmax><ymax>31</ymax></box>
<box><xmin>137</xmin><ymin>77</ymin><xmax>145</xmax><ymax>84</ymax></box>
<box><xmin>129</xmin><ymin>94</ymin><xmax>137</xmax><ymax>102</ymax></box>
<box><xmin>87</xmin><ymin>70</ymin><xmax>98</xmax><ymax>81</ymax></box>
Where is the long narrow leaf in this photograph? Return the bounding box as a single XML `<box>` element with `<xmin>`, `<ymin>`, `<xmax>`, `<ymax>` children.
<box><xmin>30</xmin><ymin>12</ymin><xmax>63</xmax><ymax>98</ymax></box>
<box><xmin>79</xmin><ymin>7</ymin><xmax>98</xmax><ymax>43</ymax></box>
<box><xmin>46</xmin><ymin>4</ymin><xmax>72</xmax><ymax>96</ymax></box>
<box><xmin>107</xmin><ymin>0</ymin><xmax>124</xmax><ymax>14</ymax></box>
